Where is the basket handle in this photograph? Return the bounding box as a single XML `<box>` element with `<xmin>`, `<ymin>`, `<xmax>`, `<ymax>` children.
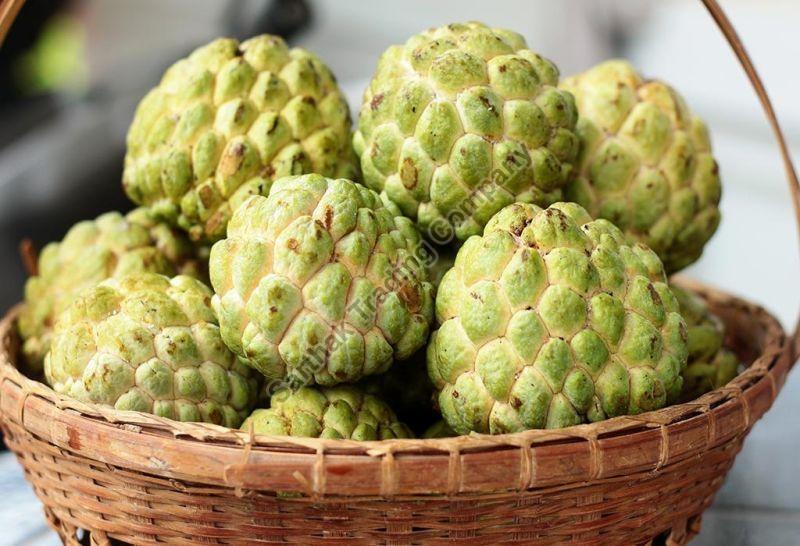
<box><xmin>0</xmin><ymin>0</ymin><xmax>25</xmax><ymax>45</ymax></box>
<box><xmin>701</xmin><ymin>0</ymin><xmax>800</xmax><ymax>361</ymax></box>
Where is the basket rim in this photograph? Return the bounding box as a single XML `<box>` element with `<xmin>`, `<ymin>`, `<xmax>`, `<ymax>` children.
<box><xmin>0</xmin><ymin>279</ymin><xmax>788</xmax><ymax>497</ymax></box>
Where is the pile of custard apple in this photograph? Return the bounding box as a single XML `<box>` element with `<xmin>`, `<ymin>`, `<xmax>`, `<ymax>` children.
<box><xmin>18</xmin><ymin>23</ymin><xmax>739</xmax><ymax>440</ymax></box>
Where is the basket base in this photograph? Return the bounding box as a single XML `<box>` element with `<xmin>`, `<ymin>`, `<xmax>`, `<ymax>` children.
<box><xmin>47</xmin><ymin>516</ymin><xmax>703</xmax><ymax>546</ymax></box>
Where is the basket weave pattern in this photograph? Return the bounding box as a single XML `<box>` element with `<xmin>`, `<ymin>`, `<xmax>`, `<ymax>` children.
<box><xmin>0</xmin><ymin>283</ymin><xmax>787</xmax><ymax>545</ymax></box>
<box><xmin>1</xmin><ymin>0</ymin><xmax>799</xmax><ymax>543</ymax></box>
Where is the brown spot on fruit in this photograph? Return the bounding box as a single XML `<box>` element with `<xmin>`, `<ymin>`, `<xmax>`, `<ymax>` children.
<box><xmin>370</xmin><ymin>93</ymin><xmax>384</xmax><ymax>110</ymax></box>
<box><xmin>287</xmin><ymin>239</ymin><xmax>299</xmax><ymax>251</ymax></box>
<box><xmin>400</xmin><ymin>158</ymin><xmax>418</xmax><ymax>189</ymax></box>
<box><xmin>208</xmin><ymin>408</ymin><xmax>223</xmax><ymax>425</ymax></box>
<box><xmin>478</xmin><ymin>95</ymin><xmax>496</xmax><ymax>114</ymax></box>
<box><xmin>198</xmin><ymin>185</ymin><xmax>216</xmax><ymax>208</ymax></box>
<box><xmin>323</xmin><ymin>206</ymin><xmax>334</xmax><ymax>229</ymax></box>
<box><xmin>205</xmin><ymin>211</ymin><xmax>225</xmax><ymax>236</ymax></box>
<box><xmin>646</xmin><ymin>283</ymin><xmax>662</xmax><ymax>306</ymax></box>
<box><xmin>397</xmin><ymin>282</ymin><xmax>421</xmax><ymax>312</ymax></box>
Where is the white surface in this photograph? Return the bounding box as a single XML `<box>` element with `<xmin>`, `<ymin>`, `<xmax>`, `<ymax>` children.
<box><xmin>0</xmin><ymin>453</ymin><xmax>58</xmax><ymax>546</ymax></box>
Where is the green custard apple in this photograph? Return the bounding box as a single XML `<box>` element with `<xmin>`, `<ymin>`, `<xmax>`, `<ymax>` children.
<box><xmin>241</xmin><ymin>385</ymin><xmax>413</xmax><ymax>440</ymax></box>
<box><xmin>18</xmin><ymin>209</ymin><xmax>202</xmax><ymax>373</ymax></box>
<box><xmin>123</xmin><ymin>35</ymin><xmax>358</xmax><ymax>243</ymax></box>
<box><xmin>680</xmin><ymin>350</ymin><xmax>739</xmax><ymax>402</ymax></box>
<box><xmin>44</xmin><ymin>273</ymin><xmax>259</xmax><ymax>427</ymax></box>
<box><xmin>671</xmin><ymin>284</ymin><xmax>740</xmax><ymax>402</ymax></box>
<box><xmin>671</xmin><ymin>284</ymin><xmax>724</xmax><ymax>364</ymax></box>
<box><xmin>562</xmin><ymin>60</ymin><xmax>721</xmax><ymax>273</ymax></box>
<box><xmin>210</xmin><ymin>174</ymin><xmax>434</xmax><ymax>388</ymax></box>
<box><xmin>428</xmin><ymin>202</ymin><xmax>689</xmax><ymax>434</ymax></box>
<box><xmin>354</xmin><ymin>21</ymin><xmax>580</xmax><ymax>244</ymax></box>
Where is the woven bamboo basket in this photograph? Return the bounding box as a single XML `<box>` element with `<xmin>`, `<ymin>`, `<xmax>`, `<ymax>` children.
<box><xmin>0</xmin><ymin>1</ymin><xmax>798</xmax><ymax>544</ymax></box>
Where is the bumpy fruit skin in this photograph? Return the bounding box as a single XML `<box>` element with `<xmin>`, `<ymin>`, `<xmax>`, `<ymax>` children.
<box><xmin>241</xmin><ymin>385</ymin><xmax>413</xmax><ymax>440</ymax></box>
<box><xmin>671</xmin><ymin>285</ymin><xmax>724</xmax><ymax>364</ymax></box>
<box><xmin>123</xmin><ymin>35</ymin><xmax>357</xmax><ymax>243</ymax></box>
<box><xmin>562</xmin><ymin>60</ymin><xmax>721</xmax><ymax>273</ymax></box>
<box><xmin>428</xmin><ymin>202</ymin><xmax>688</xmax><ymax>434</ymax></box>
<box><xmin>18</xmin><ymin>209</ymin><xmax>201</xmax><ymax>373</ymax></box>
<box><xmin>210</xmin><ymin>174</ymin><xmax>434</xmax><ymax>387</ymax></box>
<box><xmin>672</xmin><ymin>285</ymin><xmax>740</xmax><ymax>402</ymax></box>
<box><xmin>681</xmin><ymin>350</ymin><xmax>739</xmax><ymax>402</ymax></box>
<box><xmin>44</xmin><ymin>274</ymin><xmax>259</xmax><ymax>427</ymax></box>
<box><xmin>354</xmin><ymin>22</ymin><xmax>580</xmax><ymax>244</ymax></box>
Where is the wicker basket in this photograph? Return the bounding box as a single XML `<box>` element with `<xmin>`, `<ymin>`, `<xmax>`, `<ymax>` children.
<box><xmin>1</xmin><ymin>1</ymin><xmax>798</xmax><ymax>544</ymax></box>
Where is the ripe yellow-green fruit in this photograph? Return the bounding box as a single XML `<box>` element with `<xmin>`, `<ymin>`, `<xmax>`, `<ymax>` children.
<box><xmin>428</xmin><ymin>202</ymin><xmax>688</xmax><ymax>434</ymax></box>
<box><xmin>123</xmin><ymin>35</ymin><xmax>357</xmax><ymax>243</ymax></box>
<box><xmin>242</xmin><ymin>385</ymin><xmax>413</xmax><ymax>440</ymax></box>
<box><xmin>18</xmin><ymin>209</ymin><xmax>202</xmax><ymax>373</ymax></box>
<box><xmin>210</xmin><ymin>174</ymin><xmax>434</xmax><ymax>387</ymax></box>
<box><xmin>562</xmin><ymin>60</ymin><xmax>721</xmax><ymax>273</ymax></box>
<box><xmin>354</xmin><ymin>22</ymin><xmax>580</xmax><ymax>244</ymax></box>
<box><xmin>44</xmin><ymin>273</ymin><xmax>259</xmax><ymax>427</ymax></box>
<box><xmin>671</xmin><ymin>285</ymin><xmax>740</xmax><ymax>402</ymax></box>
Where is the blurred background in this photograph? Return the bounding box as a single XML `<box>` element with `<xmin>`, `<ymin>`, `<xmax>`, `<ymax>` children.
<box><xmin>0</xmin><ymin>0</ymin><xmax>798</xmax><ymax>544</ymax></box>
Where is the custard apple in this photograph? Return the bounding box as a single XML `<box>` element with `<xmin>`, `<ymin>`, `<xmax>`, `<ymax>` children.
<box><xmin>18</xmin><ymin>209</ymin><xmax>202</xmax><ymax>372</ymax></box>
<box><xmin>671</xmin><ymin>284</ymin><xmax>740</xmax><ymax>402</ymax></box>
<box><xmin>562</xmin><ymin>60</ymin><xmax>721</xmax><ymax>273</ymax></box>
<box><xmin>671</xmin><ymin>284</ymin><xmax>724</xmax><ymax>364</ymax></box>
<box><xmin>681</xmin><ymin>350</ymin><xmax>739</xmax><ymax>402</ymax></box>
<box><xmin>428</xmin><ymin>202</ymin><xmax>689</xmax><ymax>434</ymax></box>
<box><xmin>354</xmin><ymin>22</ymin><xmax>580</xmax><ymax>245</ymax></box>
<box><xmin>123</xmin><ymin>35</ymin><xmax>358</xmax><ymax>243</ymax></box>
<box><xmin>210</xmin><ymin>174</ymin><xmax>435</xmax><ymax>388</ymax></box>
<box><xmin>44</xmin><ymin>273</ymin><xmax>259</xmax><ymax>427</ymax></box>
<box><xmin>241</xmin><ymin>385</ymin><xmax>413</xmax><ymax>440</ymax></box>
